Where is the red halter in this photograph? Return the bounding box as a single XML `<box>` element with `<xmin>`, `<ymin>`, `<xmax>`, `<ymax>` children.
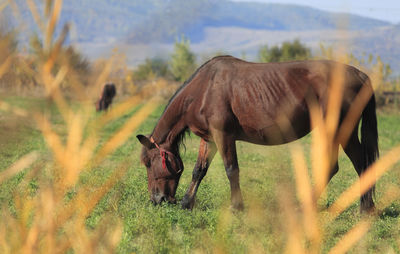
<box><xmin>150</xmin><ymin>137</ymin><xmax>182</xmax><ymax>175</ymax></box>
<box><xmin>150</xmin><ymin>137</ymin><xmax>167</xmax><ymax>169</ymax></box>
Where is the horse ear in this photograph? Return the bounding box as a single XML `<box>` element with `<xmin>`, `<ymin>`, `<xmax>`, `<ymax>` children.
<box><xmin>136</xmin><ymin>135</ymin><xmax>154</xmax><ymax>149</ymax></box>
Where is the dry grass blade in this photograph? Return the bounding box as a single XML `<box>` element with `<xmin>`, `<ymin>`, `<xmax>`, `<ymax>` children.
<box><xmin>44</xmin><ymin>0</ymin><xmax>63</xmax><ymax>51</ymax></box>
<box><xmin>308</xmin><ymin>101</ymin><xmax>330</xmax><ymax>199</ymax></box>
<box><xmin>328</xmin><ymin>220</ymin><xmax>371</xmax><ymax>254</ymax></box>
<box><xmin>54</xmin><ymin>162</ymin><xmax>128</xmax><ymax>251</ymax></box>
<box><xmin>96</xmin><ymin>98</ymin><xmax>159</xmax><ymax>160</ymax></box>
<box><xmin>26</xmin><ymin>0</ymin><xmax>44</xmax><ymax>32</ymax></box>
<box><xmin>0</xmin><ymin>1</ymin><xmax>8</xmax><ymax>12</ymax></box>
<box><xmin>39</xmin><ymin>188</ymin><xmax>57</xmax><ymax>253</ymax></box>
<box><xmin>64</xmin><ymin>113</ymin><xmax>84</xmax><ymax>186</ymax></box>
<box><xmin>336</xmin><ymin>84</ymin><xmax>373</xmax><ymax>147</ymax></box>
<box><xmin>279</xmin><ymin>187</ymin><xmax>306</xmax><ymax>254</ymax></box>
<box><xmin>49</xmin><ymin>65</ymin><xmax>68</xmax><ymax>94</ymax></box>
<box><xmin>35</xmin><ymin>114</ymin><xmax>66</xmax><ymax>166</ymax></box>
<box><xmin>7</xmin><ymin>0</ymin><xmax>21</xmax><ymax>21</ymax></box>
<box><xmin>46</xmin><ymin>24</ymin><xmax>69</xmax><ymax>73</ymax></box>
<box><xmin>291</xmin><ymin>146</ymin><xmax>320</xmax><ymax>252</ymax></box>
<box><xmin>329</xmin><ymin>145</ymin><xmax>400</xmax><ymax>217</ymax></box>
<box><xmin>78</xmin><ymin>162</ymin><xmax>129</xmax><ymax>219</ymax></box>
<box><xmin>41</xmin><ymin>66</ymin><xmax>71</xmax><ymax>121</ymax></box>
<box><xmin>45</xmin><ymin>0</ymin><xmax>53</xmax><ymax>17</ymax></box>
<box><xmin>0</xmin><ymin>100</ymin><xmax>28</xmax><ymax>116</ymax></box>
<box><xmin>0</xmin><ymin>0</ymin><xmax>132</xmax><ymax>253</ymax></box>
<box><xmin>0</xmin><ymin>152</ymin><xmax>38</xmax><ymax>183</ymax></box>
<box><xmin>91</xmin><ymin>57</ymin><xmax>114</xmax><ymax>99</ymax></box>
<box><xmin>0</xmin><ymin>55</ymin><xmax>12</xmax><ymax>79</ymax></box>
<box><xmin>326</xmin><ymin>63</ymin><xmax>345</xmax><ymax>142</ymax></box>
<box><xmin>98</xmin><ymin>95</ymin><xmax>142</xmax><ymax>125</ymax></box>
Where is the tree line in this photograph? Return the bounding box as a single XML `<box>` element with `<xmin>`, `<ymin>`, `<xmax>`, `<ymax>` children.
<box><xmin>132</xmin><ymin>36</ymin><xmax>399</xmax><ymax>107</ymax></box>
<box><xmin>1</xmin><ymin>23</ymin><xmax>398</xmax><ymax>107</ymax></box>
<box><xmin>132</xmin><ymin>37</ymin><xmax>311</xmax><ymax>83</ymax></box>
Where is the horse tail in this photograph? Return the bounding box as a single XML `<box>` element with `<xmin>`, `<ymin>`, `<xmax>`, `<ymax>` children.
<box><xmin>360</xmin><ymin>81</ymin><xmax>379</xmax><ymax>199</ymax></box>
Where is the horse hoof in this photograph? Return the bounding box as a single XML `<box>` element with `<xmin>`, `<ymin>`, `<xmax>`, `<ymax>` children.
<box><xmin>231</xmin><ymin>202</ymin><xmax>244</xmax><ymax>211</ymax></box>
<box><xmin>181</xmin><ymin>196</ymin><xmax>195</xmax><ymax>210</ymax></box>
<box><xmin>360</xmin><ymin>205</ymin><xmax>376</xmax><ymax>215</ymax></box>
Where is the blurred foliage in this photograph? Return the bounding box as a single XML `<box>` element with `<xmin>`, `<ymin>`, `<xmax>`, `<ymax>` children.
<box><xmin>258</xmin><ymin>39</ymin><xmax>311</xmax><ymax>63</ymax></box>
<box><xmin>132</xmin><ymin>57</ymin><xmax>171</xmax><ymax>82</ymax></box>
<box><xmin>0</xmin><ymin>26</ymin><xmax>38</xmax><ymax>93</ymax></box>
<box><xmin>0</xmin><ymin>28</ymin><xmax>17</xmax><ymax>62</ymax></box>
<box><xmin>319</xmin><ymin>43</ymin><xmax>400</xmax><ymax>107</ymax></box>
<box><xmin>29</xmin><ymin>31</ymin><xmax>91</xmax><ymax>88</ymax></box>
<box><xmin>170</xmin><ymin>36</ymin><xmax>197</xmax><ymax>82</ymax></box>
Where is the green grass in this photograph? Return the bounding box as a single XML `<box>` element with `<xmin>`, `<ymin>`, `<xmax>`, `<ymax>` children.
<box><xmin>1</xmin><ymin>95</ymin><xmax>400</xmax><ymax>253</ymax></box>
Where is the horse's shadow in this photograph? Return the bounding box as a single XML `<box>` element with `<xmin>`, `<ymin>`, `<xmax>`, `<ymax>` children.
<box><xmin>319</xmin><ymin>199</ymin><xmax>400</xmax><ymax>219</ymax></box>
<box><xmin>379</xmin><ymin>205</ymin><xmax>400</xmax><ymax>219</ymax></box>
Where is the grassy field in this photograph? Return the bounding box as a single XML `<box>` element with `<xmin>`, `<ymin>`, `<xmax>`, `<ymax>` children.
<box><xmin>1</xmin><ymin>95</ymin><xmax>400</xmax><ymax>253</ymax></box>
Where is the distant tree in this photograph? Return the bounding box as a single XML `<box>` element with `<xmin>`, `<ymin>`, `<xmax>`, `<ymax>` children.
<box><xmin>65</xmin><ymin>46</ymin><xmax>90</xmax><ymax>75</ymax></box>
<box><xmin>0</xmin><ymin>27</ymin><xmax>20</xmax><ymax>88</ymax></box>
<box><xmin>133</xmin><ymin>59</ymin><xmax>155</xmax><ymax>81</ymax></box>
<box><xmin>28</xmin><ymin>32</ymin><xmax>91</xmax><ymax>86</ymax></box>
<box><xmin>258</xmin><ymin>39</ymin><xmax>311</xmax><ymax>63</ymax></box>
<box><xmin>170</xmin><ymin>36</ymin><xmax>196</xmax><ymax>82</ymax></box>
<box><xmin>200</xmin><ymin>50</ymin><xmax>228</xmax><ymax>63</ymax></box>
<box><xmin>0</xmin><ymin>29</ymin><xmax>17</xmax><ymax>61</ymax></box>
<box><xmin>259</xmin><ymin>45</ymin><xmax>281</xmax><ymax>62</ymax></box>
<box><xmin>133</xmin><ymin>58</ymin><xmax>171</xmax><ymax>82</ymax></box>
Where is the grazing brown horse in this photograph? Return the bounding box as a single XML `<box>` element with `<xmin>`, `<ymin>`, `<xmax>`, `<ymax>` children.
<box><xmin>137</xmin><ymin>56</ymin><xmax>378</xmax><ymax>212</ymax></box>
<box><xmin>96</xmin><ymin>83</ymin><xmax>116</xmax><ymax>111</ymax></box>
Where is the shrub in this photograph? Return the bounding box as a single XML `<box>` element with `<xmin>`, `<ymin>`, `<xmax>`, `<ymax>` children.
<box><xmin>170</xmin><ymin>36</ymin><xmax>197</xmax><ymax>82</ymax></box>
<box><xmin>258</xmin><ymin>39</ymin><xmax>311</xmax><ymax>63</ymax></box>
<box><xmin>132</xmin><ymin>57</ymin><xmax>171</xmax><ymax>82</ymax></box>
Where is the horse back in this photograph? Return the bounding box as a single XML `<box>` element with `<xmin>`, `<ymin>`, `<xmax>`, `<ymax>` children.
<box><xmin>184</xmin><ymin>56</ymin><xmax>369</xmax><ymax>144</ymax></box>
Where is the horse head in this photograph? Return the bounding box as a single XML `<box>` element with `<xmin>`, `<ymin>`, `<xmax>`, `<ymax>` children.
<box><xmin>137</xmin><ymin>135</ymin><xmax>183</xmax><ymax>205</ymax></box>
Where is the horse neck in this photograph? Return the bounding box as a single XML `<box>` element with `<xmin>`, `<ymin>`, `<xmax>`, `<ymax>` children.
<box><xmin>151</xmin><ymin>95</ymin><xmax>187</xmax><ymax>152</ymax></box>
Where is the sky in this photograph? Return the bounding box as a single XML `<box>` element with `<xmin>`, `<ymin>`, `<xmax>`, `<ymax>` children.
<box><xmin>233</xmin><ymin>0</ymin><xmax>400</xmax><ymax>24</ymax></box>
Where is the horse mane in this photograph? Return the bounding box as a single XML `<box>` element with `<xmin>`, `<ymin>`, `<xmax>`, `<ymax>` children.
<box><xmin>153</xmin><ymin>56</ymin><xmax>228</xmax><ymax>151</ymax></box>
<box><xmin>173</xmin><ymin>127</ymin><xmax>190</xmax><ymax>154</ymax></box>
<box><xmin>153</xmin><ymin>55</ymin><xmax>232</xmax><ymax>153</ymax></box>
<box><xmin>163</xmin><ymin>55</ymin><xmax>231</xmax><ymax>113</ymax></box>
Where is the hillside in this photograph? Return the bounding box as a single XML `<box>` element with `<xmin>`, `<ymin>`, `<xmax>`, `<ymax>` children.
<box><xmin>352</xmin><ymin>24</ymin><xmax>400</xmax><ymax>71</ymax></box>
<box><xmin>5</xmin><ymin>0</ymin><xmax>390</xmax><ymax>43</ymax></box>
<box><xmin>128</xmin><ymin>0</ymin><xmax>390</xmax><ymax>43</ymax></box>
<box><xmin>4</xmin><ymin>0</ymin><xmax>399</xmax><ymax>73</ymax></box>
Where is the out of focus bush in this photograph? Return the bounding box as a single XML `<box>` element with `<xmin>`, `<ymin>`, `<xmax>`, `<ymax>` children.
<box><xmin>132</xmin><ymin>57</ymin><xmax>172</xmax><ymax>83</ymax></box>
<box><xmin>258</xmin><ymin>39</ymin><xmax>311</xmax><ymax>63</ymax></box>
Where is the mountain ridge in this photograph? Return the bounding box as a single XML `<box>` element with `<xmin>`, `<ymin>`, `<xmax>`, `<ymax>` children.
<box><xmin>3</xmin><ymin>0</ymin><xmax>399</xmax><ymax>73</ymax></box>
<box><xmin>4</xmin><ymin>0</ymin><xmax>390</xmax><ymax>43</ymax></box>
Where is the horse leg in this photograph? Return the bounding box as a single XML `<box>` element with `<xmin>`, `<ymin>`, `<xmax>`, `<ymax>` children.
<box><xmin>342</xmin><ymin>131</ymin><xmax>375</xmax><ymax>212</ymax></box>
<box><xmin>328</xmin><ymin>144</ymin><xmax>339</xmax><ymax>182</ymax></box>
<box><xmin>100</xmin><ymin>99</ymin><xmax>106</xmax><ymax>111</ymax></box>
<box><xmin>312</xmin><ymin>144</ymin><xmax>339</xmax><ymax>208</ymax></box>
<box><xmin>213</xmin><ymin>132</ymin><xmax>244</xmax><ymax>210</ymax></box>
<box><xmin>181</xmin><ymin>139</ymin><xmax>217</xmax><ymax>210</ymax></box>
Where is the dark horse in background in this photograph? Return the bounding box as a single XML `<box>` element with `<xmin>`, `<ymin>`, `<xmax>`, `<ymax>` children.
<box><xmin>96</xmin><ymin>83</ymin><xmax>116</xmax><ymax>111</ymax></box>
<box><xmin>137</xmin><ymin>56</ymin><xmax>379</xmax><ymax>212</ymax></box>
